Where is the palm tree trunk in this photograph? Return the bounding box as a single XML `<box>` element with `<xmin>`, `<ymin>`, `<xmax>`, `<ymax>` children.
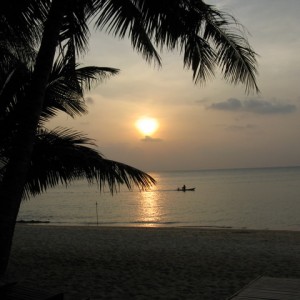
<box><xmin>0</xmin><ymin>0</ymin><xmax>66</xmax><ymax>277</ymax></box>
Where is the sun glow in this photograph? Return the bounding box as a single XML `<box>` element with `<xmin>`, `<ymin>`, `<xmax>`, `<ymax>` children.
<box><xmin>135</xmin><ymin>117</ymin><xmax>159</xmax><ymax>136</ymax></box>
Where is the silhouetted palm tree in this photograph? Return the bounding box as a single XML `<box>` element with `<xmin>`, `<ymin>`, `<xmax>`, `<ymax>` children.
<box><xmin>0</xmin><ymin>0</ymin><xmax>259</xmax><ymax>275</ymax></box>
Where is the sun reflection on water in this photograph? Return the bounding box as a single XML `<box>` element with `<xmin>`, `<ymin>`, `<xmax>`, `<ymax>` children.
<box><xmin>137</xmin><ymin>190</ymin><xmax>162</xmax><ymax>227</ymax></box>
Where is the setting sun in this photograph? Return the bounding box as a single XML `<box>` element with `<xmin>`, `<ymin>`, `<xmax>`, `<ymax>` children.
<box><xmin>135</xmin><ymin>117</ymin><xmax>159</xmax><ymax>136</ymax></box>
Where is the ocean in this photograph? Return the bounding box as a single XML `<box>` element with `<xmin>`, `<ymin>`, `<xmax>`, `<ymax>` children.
<box><xmin>18</xmin><ymin>166</ymin><xmax>300</xmax><ymax>231</ymax></box>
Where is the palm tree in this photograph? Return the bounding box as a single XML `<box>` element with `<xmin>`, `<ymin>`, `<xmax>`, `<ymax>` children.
<box><xmin>0</xmin><ymin>35</ymin><xmax>155</xmax><ymax>274</ymax></box>
<box><xmin>0</xmin><ymin>0</ymin><xmax>259</xmax><ymax>276</ymax></box>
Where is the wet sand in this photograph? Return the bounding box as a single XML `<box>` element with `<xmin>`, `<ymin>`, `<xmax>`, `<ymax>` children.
<box><xmin>5</xmin><ymin>225</ymin><xmax>300</xmax><ymax>299</ymax></box>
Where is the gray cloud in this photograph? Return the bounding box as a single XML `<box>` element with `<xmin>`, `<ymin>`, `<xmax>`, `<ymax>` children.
<box><xmin>208</xmin><ymin>98</ymin><xmax>296</xmax><ymax>114</ymax></box>
<box><xmin>141</xmin><ymin>136</ymin><xmax>162</xmax><ymax>142</ymax></box>
<box><xmin>210</xmin><ymin>98</ymin><xmax>242</xmax><ymax>111</ymax></box>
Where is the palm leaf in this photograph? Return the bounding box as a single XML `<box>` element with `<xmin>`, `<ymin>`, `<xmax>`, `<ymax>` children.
<box><xmin>76</xmin><ymin>66</ymin><xmax>119</xmax><ymax>90</ymax></box>
<box><xmin>92</xmin><ymin>0</ymin><xmax>162</xmax><ymax>65</ymax></box>
<box><xmin>58</xmin><ymin>0</ymin><xmax>93</xmax><ymax>56</ymax></box>
<box><xmin>24</xmin><ymin>128</ymin><xmax>155</xmax><ymax>199</ymax></box>
<box><xmin>0</xmin><ymin>0</ymin><xmax>49</xmax><ymax>53</ymax></box>
<box><xmin>200</xmin><ymin>7</ymin><xmax>259</xmax><ymax>93</ymax></box>
<box><xmin>41</xmin><ymin>55</ymin><xmax>119</xmax><ymax>121</ymax></box>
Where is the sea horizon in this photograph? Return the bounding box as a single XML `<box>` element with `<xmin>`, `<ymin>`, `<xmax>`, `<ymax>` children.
<box><xmin>147</xmin><ymin>164</ymin><xmax>300</xmax><ymax>173</ymax></box>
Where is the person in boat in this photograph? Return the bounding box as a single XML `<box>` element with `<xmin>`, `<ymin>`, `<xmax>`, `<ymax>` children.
<box><xmin>182</xmin><ymin>185</ymin><xmax>186</xmax><ymax>191</ymax></box>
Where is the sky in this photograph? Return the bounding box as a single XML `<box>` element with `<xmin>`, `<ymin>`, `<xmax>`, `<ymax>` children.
<box><xmin>50</xmin><ymin>0</ymin><xmax>300</xmax><ymax>172</ymax></box>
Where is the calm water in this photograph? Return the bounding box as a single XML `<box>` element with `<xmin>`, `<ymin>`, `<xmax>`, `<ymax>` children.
<box><xmin>18</xmin><ymin>167</ymin><xmax>300</xmax><ymax>230</ymax></box>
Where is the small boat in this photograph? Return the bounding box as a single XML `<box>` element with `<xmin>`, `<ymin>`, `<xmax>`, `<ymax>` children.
<box><xmin>176</xmin><ymin>187</ymin><xmax>195</xmax><ymax>191</ymax></box>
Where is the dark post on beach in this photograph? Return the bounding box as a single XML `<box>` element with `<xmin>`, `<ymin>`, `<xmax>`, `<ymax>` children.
<box><xmin>96</xmin><ymin>201</ymin><xmax>99</xmax><ymax>226</ymax></box>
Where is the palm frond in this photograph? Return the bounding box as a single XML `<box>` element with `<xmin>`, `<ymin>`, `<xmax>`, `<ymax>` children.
<box><xmin>0</xmin><ymin>65</ymin><xmax>31</xmax><ymax>117</ymax></box>
<box><xmin>24</xmin><ymin>128</ymin><xmax>155</xmax><ymax>199</ymax></box>
<box><xmin>76</xmin><ymin>66</ymin><xmax>119</xmax><ymax>90</ymax></box>
<box><xmin>59</xmin><ymin>2</ymin><xmax>91</xmax><ymax>56</ymax></box>
<box><xmin>0</xmin><ymin>0</ymin><xmax>49</xmax><ymax>50</ymax></box>
<box><xmin>92</xmin><ymin>0</ymin><xmax>161</xmax><ymax>65</ymax></box>
<box><xmin>201</xmin><ymin>8</ymin><xmax>259</xmax><ymax>93</ymax></box>
<box><xmin>42</xmin><ymin>56</ymin><xmax>119</xmax><ymax>121</ymax></box>
<box><xmin>181</xmin><ymin>34</ymin><xmax>216</xmax><ymax>84</ymax></box>
<box><xmin>0</xmin><ymin>39</ymin><xmax>37</xmax><ymax>73</ymax></box>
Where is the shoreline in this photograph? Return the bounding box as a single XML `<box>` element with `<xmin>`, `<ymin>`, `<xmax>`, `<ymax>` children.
<box><xmin>16</xmin><ymin>220</ymin><xmax>300</xmax><ymax>232</ymax></box>
<box><xmin>6</xmin><ymin>225</ymin><xmax>300</xmax><ymax>300</ymax></box>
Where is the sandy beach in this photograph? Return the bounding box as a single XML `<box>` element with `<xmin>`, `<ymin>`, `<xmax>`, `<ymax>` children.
<box><xmin>5</xmin><ymin>225</ymin><xmax>300</xmax><ymax>300</ymax></box>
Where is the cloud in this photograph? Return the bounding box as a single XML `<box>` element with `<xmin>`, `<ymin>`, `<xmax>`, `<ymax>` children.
<box><xmin>141</xmin><ymin>136</ymin><xmax>162</xmax><ymax>142</ymax></box>
<box><xmin>208</xmin><ymin>98</ymin><xmax>297</xmax><ymax>114</ymax></box>
<box><xmin>210</xmin><ymin>98</ymin><xmax>242</xmax><ymax>111</ymax></box>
